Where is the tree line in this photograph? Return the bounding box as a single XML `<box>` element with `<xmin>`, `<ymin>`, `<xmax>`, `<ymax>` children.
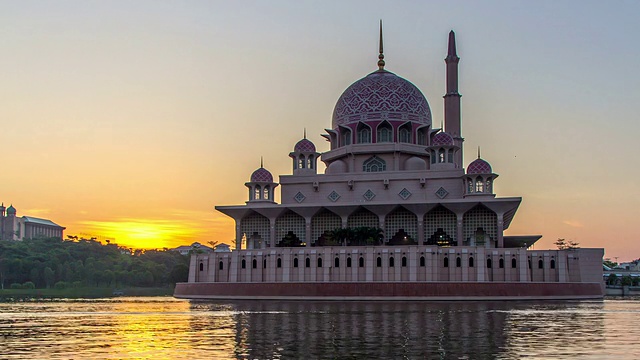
<box><xmin>0</xmin><ymin>237</ymin><xmax>190</xmax><ymax>290</ymax></box>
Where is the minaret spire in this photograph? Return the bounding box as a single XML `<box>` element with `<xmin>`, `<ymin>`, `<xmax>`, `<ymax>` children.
<box><xmin>260</xmin><ymin>156</ymin><xmax>263</xmax><ymax>168</ymax></box>
<box><xmin>303</xmin><ymin>128</ymin><xmax>307</xmax><ymax>139</ymax></box>
<box><xmin>377</xmin><ymin>20</ymin><xmax>385</xmax><ymax>70</ymax></box>
<box><xmin>478</xmin><ymin>146</ymin><xmax>481</xmax><ymax>159</ymax></box>
<box><xmin>444</xmin><ymin>30</ymin><xmax>462</xmax><ymax>167</ymax></box>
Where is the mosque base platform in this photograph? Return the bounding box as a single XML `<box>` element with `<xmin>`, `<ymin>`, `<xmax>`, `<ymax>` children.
<box><xmin>174</xmin><ymin>281</ymin><xmax>604</xmax><ymax>301</ymax></box>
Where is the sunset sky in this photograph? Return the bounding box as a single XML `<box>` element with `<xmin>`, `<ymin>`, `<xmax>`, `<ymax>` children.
<box><xmin>1</xmin><ymin>1</ymin><xmax>638</xmax><ymax>261</ymax></box>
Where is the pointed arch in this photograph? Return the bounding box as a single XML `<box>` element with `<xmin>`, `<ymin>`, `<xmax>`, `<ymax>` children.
<box><xmin>340</xmin><ymin>126</ymin><xmax>352</xmax><ymax>146</ymax></box>
<box><xmin>399</xmin><ymin>123</ymin><xmax>412</xmax><ymax>143</ymax></box>
<box><xmin>311</xmin><ymin>209</ymin><xmax>341</xmax><ymax>245</ymax></box>
<box><xmin>275</xmin><ymin>210</ymin><xmax>305</xmax><ymax>246</ymax></box>
<box><xmin>385</xmin><ymin>207</ymin><xmax>417</xmax><ymax>244</ymax></box>
<box><xmin>241</xmin><ymin>212</ymin><xmax>270</xmax><ymax>249</ymax></box>
<box><xmin>363</xmin><ymin>156</ymin><xmax>386</xmax><ymax>172</ymax></box>
<box><xmin>424</xmin><ymin>205</ymin><xmax>456</xmax><ymax>246</ymax></box>
<box><xmin>463</xmin><ymin>204</ymin><xmax>497</xmax><ymax>245</ymax></box>
<box><xmin>357</xmin><ymin>122</ymin><xmax>372</xmax><ymax>144</ymax></box>
<box><xmin>347</xmin><ymin>207</ymin><xmax>379</xmax><ymax>229</ymax></box>
<box><xmin>376</xmin><ymin>121</ymin><xmax>393</xmax><ymax>143</ymax></box>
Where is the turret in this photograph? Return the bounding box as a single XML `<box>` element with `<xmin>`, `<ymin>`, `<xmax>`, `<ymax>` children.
<box><xmin>245</xmin><ymin>159</ymin><xmax>278</xmax><ymax>203</ymax></box>
<box><xmin>290</xmin><ymin>131</ymin><xmax>319</xmax><ymax>175</ymax></box>
<box><xmin>464</xmin><ymin>149</ymin><xmax>498</xmax><ymax>197</ymax></box>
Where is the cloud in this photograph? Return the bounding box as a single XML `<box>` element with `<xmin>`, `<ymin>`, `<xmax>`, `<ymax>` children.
<box><xmin>23</xmin><ymin>208</ymin><xmax>51</xmax><ymax>216</ymax></box>
<box><xmin>562</xmin><ymin>220</ymin><xmax>584</xmax><ymax>228</ymax></box>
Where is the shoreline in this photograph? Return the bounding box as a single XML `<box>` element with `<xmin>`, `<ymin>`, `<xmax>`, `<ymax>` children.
<box><xmin>0</xmin><ymin>287</ymin><xmax>174</xmax><ymax>300</ymax></box>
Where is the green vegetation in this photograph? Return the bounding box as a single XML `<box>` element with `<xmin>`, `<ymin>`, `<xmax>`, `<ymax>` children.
<box><xmin>0</xmin><ymin>237</ymin><xmax>190</xmax><ymax>296</ymax></box>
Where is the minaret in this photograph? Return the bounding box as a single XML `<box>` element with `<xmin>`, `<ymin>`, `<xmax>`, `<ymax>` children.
<box><xmin>444</xmin><ymin>30</ymin><xmax>463</xmax><ymax>167</ymax></box>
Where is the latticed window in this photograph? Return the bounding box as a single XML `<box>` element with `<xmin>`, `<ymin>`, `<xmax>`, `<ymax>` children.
<box><xmin>358</xmin><ymin>126</ymin><xmax>371</xmax><ymax>143</ymax></box>
<box><xmin>425</xmin><ymin>206</ymin><xmax>456</xmax><ymax>246</ymax></box>
<box><xmin>311</xmin><ymin>210</ymin><xmax>341</xmax><ymax>245</ymax></box>
<box><xmin>385</xmin><ymin>207</ymin><xmax>418</xmax><ymax>243</ymax></box>
<box><xmin>377</xmin><ymin>123</ymin><xmax>392</xmax><ymax>142</ymax></box>
<box><xmin>363</xmin><ymin>156</ymin><xmax>386</xmax><ymax>172</ymax></box>
<box><xmin>475</xmin><ymin>177</ymin><xmax>484</xmax><ymax>192</ymax></box>
<box><xmin>347</xmin><ymin>208</ymin><xmax>378</xmax><ymax>229</ymax></box>
<box><xmin>417</xmin><ymin>129</ymin><xmax>426</xmax><ymax>145</ymax></box>
<box><xmin>342</xmin><ymin>129</ymin><xmax>352</xmax><ymax>146</ymax></box>
<box><xmin>275</xmin><ymin>210</ymin><xmax>305</xmax><ymax>245</ymax></box>
<box><xmin>399</xmin><ymin>126</ymin><xmax>411</xmax><ymax>143</ymax></box>
<box><xmin>241</xmin><ymin>212</ymin><xmax>270</xmax><ymax>248</ymax></box>
<box><xmin>463</xmin><ymin>205</ymin><xmax>497</xmax><ymax>245</ymax></box>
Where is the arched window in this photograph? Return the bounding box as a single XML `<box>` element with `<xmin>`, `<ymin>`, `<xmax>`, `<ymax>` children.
<box><xmin>550</xmin><ymin>259</ymin><xmax>556</xmax><ymax>269</ymax></box>
<box><xmin>475</xmin><ymin>177</ymin><xmax>484</xmax><ymax>192</ymax></box>
<box><xmin>308</xmin><ymin>156</ymin><xmax>314</xmax><ymax>169</ymax></box>
<box><xmin>219</xmin><ymin>261</ymin><xmax>224</xmax><ymax>270</ymax></box>
<box><xmin>528</xmin><ymin>260</ymin><xmax>532</xmax><ymax>269</ymax></box>
<box><xmin>401</xmin><ymin>256</ymin><xmax>407</xmax><ymax>267</ymax></box>
<box><xmin>317</xmin><ymin>258</ymin><xmax>323</xmax><ymax>268</ymax></box>
<box><xmin>305</xmin><ymin>257</ymin><xmax>311</xmax><ymax>268</ymax></box>
<box><xmin>469</xmin><ymin>257</ymin><xmax>474</xmax><ymax>267</ymax></box>
<box><xmin>420</xmin><ymin>256</ymin><xmax>426</xmax><ymax>267</ymax></box>
<box><xmin>377</xmin><ymin>122</ymin><xmax>392</xmax><ymax>143</ymax></box>
<box><xmin>254</xmin><ymin>185</ymin><xmax>261</xmax><ymax>200</ymax></box>
<box><xmin>293</xmin><ymin>258</ymin><xmax>299</xmax><ymax>268</ymax></box>
<box><xmin>263</xmin><ymin>186</ymin><xmax>270</xmax><ymax>200</ymax></box>
<box><xmin>444</xmin><ymin>257</ymin><xmax>449</xmax><ymax>268</ymax></box>
<box><xmin>499</xmin><ymin>258</ymin><xmax>504</xmax><ymax>268</ymax></box>
<box><xmin>538</xmin><ymin>259</ymin><xmax>543</xmax><ymax>269</ymax></box>
<box><xmin>347</xmin><ymin>257</ymin><xmax>352</xmax><ymax>268</ymax></box>
<box><xmin>252</xmin><ymin>259</ymin><xmax>257</xmax><ymax>269</ymax></box>
<box><xmin>357</xmin><ymin>124</ymin><xmax>371</xmax><ymax>143</ymax></box>
<box><xmin>376</xmin><ymin>257</ymin><xmax>382</xmax><ymax>267</ymax></box>
<box><xmin>199</xmin><ymin>262</ymin><xmax>204</xmax><ymax>271</ymax></box>
<box><xmin>417</xmin><ymin>128</ymin><xmax>426</xmax><ymax>145</ymax></box>
<box><xmin>263</xmin><ymin>259</ymin><xmax>266</xmax><ymax>268</ymax></box>
<box><xmin>277</xmin><ymin>258</ymin><xmax>282</xmax><ymax>268</ymax></box>
<box><xmin>342</xmin><ymin>128</ymin><xmax>352</xmax><ymax>146</ymax></box>
<box><xmin>468</xmin><ymin>180</ymin><xmax>474</xmax><ymax>193</ymax></box>
<box><xmin>359</xmin><ymin>257</ymin><xmax>364</xmax><ymax>267</ymax></box>
<box><xmin>448</xmin><ymin>149</ymin><xmax>454</xmax><ymax>163</ymax></box>
<box><xmin>334</xmin><ymin>257</ymin><xmax>340</xmax><ymax>268</ymax></box>
<box><xmin>486</xmin><ymin>178</ymin><xmax>492</xmax><ymax>193</ymax></box>
<box><xmin>241</xmin><ymin>259</ymin><xmax>246</xmax><ymax>269</ymax></box>
<box><xmin>438</xmin><ymin>149</ymin><xmax>445</xmax><ymax>163</ymax></box>
<box><xmin>512</xmin><ymin>258</ymin><xmax>517</xmax><ymax>268</ymax></box>
<box><xmin>487</xmin><ymin>258</ymin><xmax>492</xmax><ymax>268</ymax></box>
<box><xmin>399</xmin><ymin>126</ymin><xmax>411</xmax><ymax>143</ymax></box>
<box><xmin>456</xmin><ymin>257</ymin><xmax>461</xmax><ymax>268</ymax></box>
<box><xmin>363</xmin><ymin>156</ymin><xmax>386</xmax><ymax>172</ymax></box>
<box><xmin>389</xmin><ymin>257</ymin><xmax>395</xmax><ymax>267</ymax></box>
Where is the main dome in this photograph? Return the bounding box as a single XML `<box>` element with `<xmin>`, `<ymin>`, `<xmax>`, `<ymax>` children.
<box><xmin>332</xmin><ymin>70</ymin><xmax>431</xmax><ymax>129</ymax></box>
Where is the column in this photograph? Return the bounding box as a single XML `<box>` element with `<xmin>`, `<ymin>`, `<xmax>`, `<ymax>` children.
<box><xmin>305</xmin><ymin>218</ymin><xmax>312</xmax><ymax>247</ymax></box>
<box><xmin>456</xmin><ymin>213</ymin><xmax>464</xmax><ymax>245</ymax></box>
<box><xmin>417</xmin><ymin>215</ymin><xmax>425</xmax><ymax>246</ymax></box>
<box><xmin>235</xmin><ymin>220</ymin><xmax>242</xmax><ymax>250</ymax></box>
<box><xmin>497</xmin><ymin>213</ymin><xmax>504</xmax><ymax>248</ymax></box>
<box><xmin>269</xmin><ymin>219</ymin><xmax>276</xmax><ymax>249</ymax></box>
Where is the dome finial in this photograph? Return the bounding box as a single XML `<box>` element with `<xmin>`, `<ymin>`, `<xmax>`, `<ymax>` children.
<box><xmin>303</xmin><ymin>128</ymin><xmax>307</xmax><ymax>139</ymax></box>
<box><xmin>378</xmin><ymin>19</ymin><xmax>385</xmax><ymax>70</ymax></box>
<box><xmin>260</xmin><ymin>156</ymin><xmax>264</xmax><ymax>168</ymax></box>
<box><xmin>478</xmin><ymin>146</ymin><xmax>481</xmax><ymax>159</ymax></box>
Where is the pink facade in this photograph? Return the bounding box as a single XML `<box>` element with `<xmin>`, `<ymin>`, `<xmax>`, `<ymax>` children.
<box><xmin>176</xmin><ymin>28</ymin><xmax>604</xmax><ymax>300</ymax></box>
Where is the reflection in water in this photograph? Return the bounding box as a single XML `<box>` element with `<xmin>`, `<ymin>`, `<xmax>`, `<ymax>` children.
<box><xmin>0</xmin><ymin>297</ymin><xmax>639</xmax><ymax>359</ymax></box>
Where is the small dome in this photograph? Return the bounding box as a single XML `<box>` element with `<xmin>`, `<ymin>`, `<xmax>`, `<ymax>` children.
<box><xmin>332</xmin><ymin>70</ymin><xmax>431</xmax><ymax>129</ymax></box>
<box><xmin>326</xmin><ymin>160</ymin><xmax>346</xmax><ymax>174</ymax></box>
<box><xmin>250</xmin><ymin>167</ymin><xmax>273</xmax><ymax>183</ymax></box>
<box><xmin>431</xmin><ymin>132</ymin><xmax>454</xmax><ymax>146</ymax></box>
<box><xmin>467</xmin><ymin>158</ymin><xmax>492</xmax><ymax>174</ymax></box>
<box><xmin>6</xmin><ymin>205</ymin><xmax>16</xmax><ymax>215</ymax></box>
<box><xmin>294</xmin><ymin>138</ymin><xmax>316</xmax><ymax>153</ymax></box>
<box><xmin>405</xmin><ymin>156</ymin><xmax>427</xmax><ymax>171</ymax></box>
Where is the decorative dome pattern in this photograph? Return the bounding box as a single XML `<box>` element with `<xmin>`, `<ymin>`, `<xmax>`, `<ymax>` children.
<box><xmin>6</xmin><ymin>205</ymin><xmax>16</xmax><ymax>215</ymax></box>
<box><xmin>467</xmin><ymin>159</ymin><xmax>492</xmax><ymax>174</ymax></box>
<box><xmin>431</xmin><ymin>132</ymin><xmax>454</xmax><ymax>146</ymax></box>
<box><xmin>294</xmin><ymin>138</ymin><xmax>316</xmax><ymax>153</ymax></box>
<box><xmin>332</xmin><ymin>70</ymin><xmax>431</xmax><ymax>129</ymax></box>
<box><xmin>250</xmin><ymin>167</ymin><xmax>273</xmax><ymax>183</ymax></box>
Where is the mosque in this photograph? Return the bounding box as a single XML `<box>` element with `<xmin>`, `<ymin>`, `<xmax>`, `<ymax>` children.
<box><xmin>175</xmin><ymin>27</ymin><xmax>604</xmax><ymax>300</ymax></box>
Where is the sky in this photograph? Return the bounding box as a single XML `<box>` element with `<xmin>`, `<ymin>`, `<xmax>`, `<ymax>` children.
<box><xmin>1</xmin><ymin>1</ymin><xmax>639</xmax><ymax>261</ymax></box>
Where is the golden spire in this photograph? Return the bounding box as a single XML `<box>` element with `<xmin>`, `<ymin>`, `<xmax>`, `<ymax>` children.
<box><xmin>378</xmin><ymin>20</ymin><xmax>385</xmax><ymax>70</ymax></box>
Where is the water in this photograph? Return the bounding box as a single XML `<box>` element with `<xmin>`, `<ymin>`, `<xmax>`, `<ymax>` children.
<box><xmin>0</xmin><ymin>297</ymin><xmax>639</xmax><ymax>359</ymax></box>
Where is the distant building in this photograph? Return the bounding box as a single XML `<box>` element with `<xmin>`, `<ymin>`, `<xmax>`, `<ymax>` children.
<box><xmin>618</xmin><ymin>261</ymin><xmax>640</xmax><ymax>271</ymax></box>
<box><xmin>172</xmin><ymin>242</ymin><xmax>213</xmax><ymax>256</ymax></box>
<box><xmin>0</xmin><ymin>204</ymin><xmax>65</xmax><ymax>240</ymax></box>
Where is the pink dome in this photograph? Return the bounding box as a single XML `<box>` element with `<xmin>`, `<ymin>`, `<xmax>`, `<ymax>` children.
<box><xmin>332</xmin><ymin>70</ymin><xmax>431</xmax><ymax>129</ymax></box>
<box><xmin>431</xmin><ymin>132</ymin><xmax>454</xmax><ymax>146</ymax></box>
<box><xmin>250</xmin><ymin>167</ymin><xmax>273</xmax><ymax>182</ymax></box>
<box><xmin>294</xmin><ymin>138</ymin><xmax>316</xmax><ymax>152</ymax></box>
<box><xmin>467</xmin><ymin>158</ymin><xmax>492</xmax><ymax>174</ymax></box>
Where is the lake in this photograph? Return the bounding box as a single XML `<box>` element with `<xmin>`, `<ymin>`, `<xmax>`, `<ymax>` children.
<box><xmin>0</xmin><ymin>297</ymin><xmax>638</xmax><ymax>359</ymax></box>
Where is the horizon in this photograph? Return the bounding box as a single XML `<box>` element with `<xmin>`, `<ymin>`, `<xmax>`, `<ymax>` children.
<box><xmin>1</xmin><ymin>1</ymin><xmax>638</xmax><ymax>261</ymax></box>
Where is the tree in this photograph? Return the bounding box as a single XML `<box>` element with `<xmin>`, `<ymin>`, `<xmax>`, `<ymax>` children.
<box><xmin>555</xmin><ymin>238</ymin><xmax>580</xmax><ymax>250</ymax></box>
<box><xmin>43</xmin><ymin>267</ymin><xmax>55</xmax><ymax>289</ymax></box>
